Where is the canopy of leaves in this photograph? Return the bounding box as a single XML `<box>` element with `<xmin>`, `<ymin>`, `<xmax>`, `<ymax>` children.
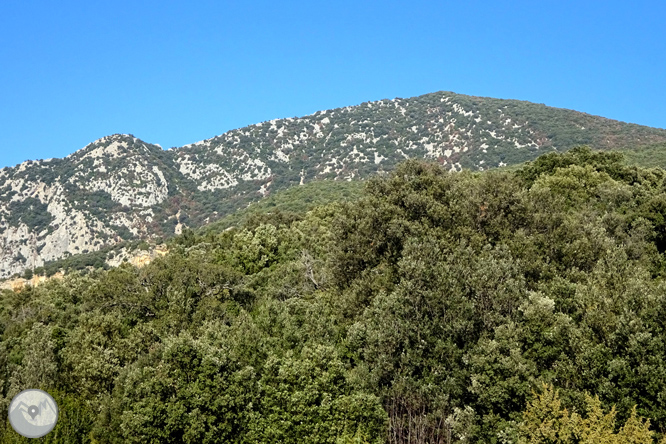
<box><xmin>3</xmin><ymin>147</ymin><xmax>666</xmax><ymax>443</ymax></box>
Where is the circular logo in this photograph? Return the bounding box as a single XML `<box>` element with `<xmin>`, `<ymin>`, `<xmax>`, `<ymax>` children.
<box><xmin>8</xmin><ymin>389</ymin><xmax>59</xmax><ymax>438</ymax></box>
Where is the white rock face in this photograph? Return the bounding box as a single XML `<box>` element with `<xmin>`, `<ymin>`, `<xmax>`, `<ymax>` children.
<box><xmin>0</xmin><ymin>134</ymin><xmax>168</xmax><ymax>278</ymax></box>
<box><xmin>0</xmin><ymin>176</ymin><xmax>114</xmax><ymax>277</ymax></box>
<box><xmin>68</xmin><ymin>137</ymin><xmax>169</xmax><ymax>207</ymax></box>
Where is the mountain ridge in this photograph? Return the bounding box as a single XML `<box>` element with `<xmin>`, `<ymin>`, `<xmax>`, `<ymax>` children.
<box><xmin>2</xmin><ymin>90</ymin><xmax>666</xmax><ymax>278</ymax></box>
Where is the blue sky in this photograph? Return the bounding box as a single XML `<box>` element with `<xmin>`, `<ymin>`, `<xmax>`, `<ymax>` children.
<box><xmin>1</xmin><ymin>0</ymin><xmax>664</xmax><ymax>168</ymax></box>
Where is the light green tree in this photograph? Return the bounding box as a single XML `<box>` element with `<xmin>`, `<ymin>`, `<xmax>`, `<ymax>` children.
<box><xmin>518</xmin><ymin>383</ymin><xmax>659</xmax><ymax>444</ymax></box>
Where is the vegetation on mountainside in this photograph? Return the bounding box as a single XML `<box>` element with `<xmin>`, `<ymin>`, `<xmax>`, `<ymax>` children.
<box><xmin>5</xmin><ymin>198</ymin><xmax>54</xmax><ymax>234</ymax></box>
<box><xmin>620</xmin><ymin>142</ymin><xmax>666</xmax><ymax>169</ymax></box>
<box><xmin>11</xmin><ymin>180</ymin><xmax>364</xmax><ymax>280</ymax></box>
<box><xmin>173</xmin><ymin>91</ymin><xmax>666</xmax><ymax>216</ymax></box>
<box><xmin>3</xmin><ymin>92</ymin><xmax>666</xmax><ymax>281</ymax></box>
<box><xmin>200</xmin><ymin>178</ymin><xmax>364</xmax><ymax>234</ymax></box>
<box><xmin>4</xmin><ymin>147</ymin><xmax>666</xmax><ymax>442</ymax></box>
<box><xmin>21</xmin><ymin>139</ymin><xmax>666</xmax><ymax>281</ymax></box>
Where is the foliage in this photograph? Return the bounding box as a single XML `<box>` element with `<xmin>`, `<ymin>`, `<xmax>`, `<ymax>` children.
<box><xmin>619</xmin><ymin>143</ymin><xmax>666</xmax><ymax>169</ymax></box>
<box><xmin>200</xmin><ymin>178</ymin><xmax>364</xmax><ymax>234</ymax></box>
<box><xmin>517</xmin><ymin>383</ymin><xmax>657</xmax><ymax>444</ymax></box>
<box><xmin>5</xmin><ymin>198</ymin><xmax>53</xmax><ymax>233</ymax></box>
<box><xmin>4</xmin><ymin>149</ymin><xmax>666</xmax><ymax>442</ymax></box>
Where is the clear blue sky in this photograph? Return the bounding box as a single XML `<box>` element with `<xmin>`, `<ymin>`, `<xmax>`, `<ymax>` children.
<box><xmin>1</xmin><ymin>0</ymin><xmax>664</xmax><ymax>168</ymax></box>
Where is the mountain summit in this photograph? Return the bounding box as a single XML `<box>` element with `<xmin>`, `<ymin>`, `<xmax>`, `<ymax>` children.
<box><xmin>2</xmin><ymin>91</ymin><xmax>666</xmax><ymax>278</ymax></box>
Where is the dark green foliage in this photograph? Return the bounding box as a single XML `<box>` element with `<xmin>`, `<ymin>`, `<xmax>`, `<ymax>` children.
<box><xmin>200</xmin><ymin>179</ymin><xmax>364</xmax><ymax>234</ymax></box>
<box><xmin>619</xmin><ymin>143</ymin><xmax>666</xmax><ymax>169</ymax></box>
<box><xmin>246</xmin><ymin>345</ymin><xmax>386</xmax><ymax>444</ymax></box>
<box><xmin>6</xmin><ymin>198</ymin><xmax>53</xmax><ymax>233</ymax></box>
<box><xmin>5</xmin><ymin>150</ymin><xmax>666</xmax><ymax>442</ymax></box>
<box><xmin>101</xmin><ymin>333</ymin><xmax>256</xmax><ymax>444</ymax></box>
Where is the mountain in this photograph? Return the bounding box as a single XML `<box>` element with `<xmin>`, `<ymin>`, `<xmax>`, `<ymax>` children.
<box><xmin>2</xmin><ymin>90</ymin><xmax>666</xmax><ymax>278</ymax></box>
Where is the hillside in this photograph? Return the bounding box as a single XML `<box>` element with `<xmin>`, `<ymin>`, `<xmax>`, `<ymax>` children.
<box><xmin>2</xmin><ymin>90</ymin><xmax>666</xmax><ymax>278</ymax></box>
<box><xmin>619</xmin><ymin>142</ymin><xmax>666</xmax><ymax>168</ymax></box>
<box><xmin>4</xmin><ymin>149</ymin><xmax>666</xmax><ymax>442</ymax></box>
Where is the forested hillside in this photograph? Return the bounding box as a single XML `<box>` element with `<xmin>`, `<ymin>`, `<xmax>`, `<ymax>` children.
<box><xmin>3</xmin><ymin>90</ymin><xmax>666</xmax><ymax>280</ymax></box>
<box><xmin>3</xmin><ymin>147</ymin><xmax>666</xmax><ymax>443</ymax></box>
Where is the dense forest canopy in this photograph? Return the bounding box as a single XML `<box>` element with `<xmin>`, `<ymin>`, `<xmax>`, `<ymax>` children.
<box><xmin>2</xmin><ymin>146</ymin><xmax>666</xmax><ymax>443</ymax></box>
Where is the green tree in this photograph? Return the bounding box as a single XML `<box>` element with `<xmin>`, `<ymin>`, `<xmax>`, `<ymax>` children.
<box><xmin>101</xmin><ymin>333</ymin><xmax>256</xmax><ymax>444</ymax></box>
<box><xmin>246</xmin><ymin>344</ymin><xmax>386</xmax><ymax>444</ymax></box>
<box><xmin>518</xmin><ymin>384</ymin><xmax>657</xmax><ymax>444</ymax></box>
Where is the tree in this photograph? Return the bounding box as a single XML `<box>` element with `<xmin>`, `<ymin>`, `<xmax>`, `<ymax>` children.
<box><xmin>517</xmin><ymin>383</ymin><xmax>657</xmax><ymax>444</ymax></box>
<box><xmin>101</xmin><ymin>333</ymin><xmax>256</xmax><ymax>444</ymax></box>
<box><xmin>246</xmin><ymin>344</ymin><xmax>387</xmax><ymax>444</ymax></box>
